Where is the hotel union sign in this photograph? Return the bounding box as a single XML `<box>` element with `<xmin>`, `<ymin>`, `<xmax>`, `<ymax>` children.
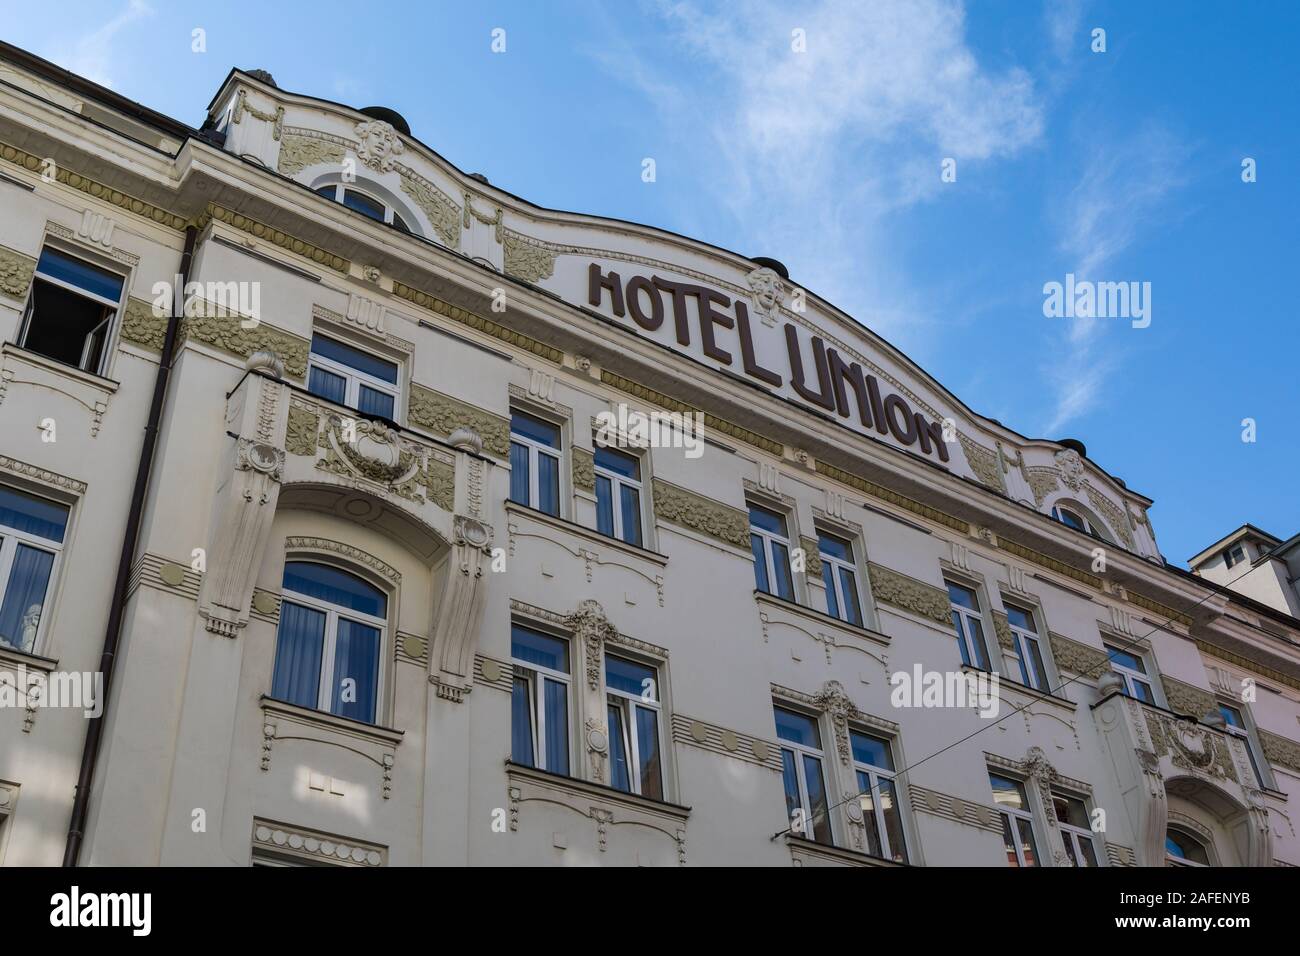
<box><xmin>586</xmin><ymin>263</ymin><xmax>951</xmax><ymax>465</ymax></box>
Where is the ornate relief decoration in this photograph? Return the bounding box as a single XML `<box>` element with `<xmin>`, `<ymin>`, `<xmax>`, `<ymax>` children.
<box><xmin>1047</xmin><ymin>631</ymin><xmax>1109</xmax><ymax>677</ymax></box>
<box><xmin>428</xmin><ymin>511</ymin><xmax>495</xmax><ymax>702</ymax></box>
<box><xmin>407</xmin><ymin>383</ymin><xmax>510</xmax><ymax>458</ymax></box>
<box><xmin>314</xmin><ymin>412</ymin><xmax>451</xmax><ymax>507</ymax></box>
<box><xmin>1025</xmin><ymin>467</ymin><xmax>1060</xmax><ymax>506</ymax></box>
<box><xmin>118</xmin><ymin>297</ymin><xmax>169</xmax><ymax>351</ymax></box>
<box><xmin>812</xmin><ymin>680</ymin><xmax>861</xmax><ymax>766</ymax></box>
<box><xmin>284</xmin><ymin>402</ymin><xmax>319</xmax><ymax>457</ymax></box>
<box><xmin>0</xmin><ymin>348</ymin><xmax>113</xmax><ymax>436</ymax></box>
<box><xmin>1144</xmin><ymin>710</ymin><xmax>1238</xmax><ymax>783</ymax></box>
<box><xmin>565</xmin><ymin>599</ymin><xmax>618</xmax><ymax>693</ymax></box>
<box><xmin>232</xmin><ymin>89</ymin><xmax>285</xmax><ymax>139</ymax></box>
<box><xmin>277</xmin><ymin>132</ymin><xmax>345</xmax><ymax>176</ymax></box>
<box><xmin>908</xmin><ymin>783</ymin><xmax>1003</xmax><ymax>834</ymax></box>
<box><xmin>1055</xmin><ymin>449</ymin><xmax>1085</xmax><ymax>492</ymax></box>
<box><xmin>571</xmin><ymin>447</ymin><xmax>596</xmax><ymax>492</ymax></box>
<box><xmin>503</xmin><ymin>229</ymin><xmax>559</xmax><ymax>283</ymax></box>
<box><xmin>396</xmin><ymin>170</ymin><xmax>461</xmax><ymax>248</ymax></box>
<box><xmin>0</xmin><ymin>141</ymin><xmax>187</xmax><ymax>231</ymax></box>
<box><xmin>285</xmin><ymin>535</ymin><xmax>401</xmax><ymax>586</ymax></box>
<box><xmin>506</xmin><ymin>517</ymin><xmax>666</xmax><ymax>606</ymax></box>
<box><xmin>651</xmin><ymin>478</ymin><xmax>749</xmax><ymax>550</ymax></box>
<box><xmin>182</xmin><ymin>311</ymin><xmax>310</xmax><ymax>378</ymax></box>
<box><xmin>746</xmin><ymin>266</ymin><xmax>787</xmax><ymax>327</ymax></box>
<box><xmin>205</xmin><ymin>203</ymin><xmax>349</xmax><ymax>274</ymax></box>
<box><xmin>354</xmin><ymin>119</ymin><xmax>404</xmax><ymax>172</ymax></box>
<box><xmin>1159</xmin><ymin>675</ymin><xmax>1217</xmax><ymax>720</ymax></box>
<box><xmin>800</xmin><ymin>537</ymin><xmax>823</xmax><ymax>578</ymax></box>
<box><xmin>252</xmin><ymin>820</ymin><xmax>385</xmax><ymax>867</ymax></box>
<box><xmin>0</xmin><ymin>244</ymin><xmax>36</xmax><ymax>299</ymax></box>
<box><xmin>992</xmin><ymin>610</ymin><xmax>1016</xmax><ymax>650</ymax></box>
<box><xmin>0</xmin><ymin>455</ymin><xmax>85</xmax><ymax>495</ymax></box>
<box><xmin>1259</xmin><ymin>729</ymin><xmax>1300</xmax><ymax>774</ymax></box>
<box><xmin>958</xmin><ymin>433</ymin><xmax>1006</xmax><ymax>494</ymax></box>
<box><xmin>463</xmin><ymin>191</ymin><xmax>503</xmax><ymax>237</ymax></box>
<box><xmin>866</xmin><ymin>562</ymin><xmax>950</xmax><ymax>625</ymax></box>
<box><xmin>48</xmin><ymin>217</ymin><xmax>138</xmax><ymax>266</ymax></box>
<box><xmin>1085</xmin><ymin>484</ymin><xmax>1135</xmax><ymax>549</ymax></box>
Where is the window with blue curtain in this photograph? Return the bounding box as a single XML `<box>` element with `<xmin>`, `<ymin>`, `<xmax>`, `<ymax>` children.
<box><xmin>270</xmin><ymin>561</ymin><xmax>387</xmax><ymax>723</ymax></box>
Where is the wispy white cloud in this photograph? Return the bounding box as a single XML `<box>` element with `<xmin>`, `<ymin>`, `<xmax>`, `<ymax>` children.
<box><xmin>51</xmin><ymin>0</ymin><xmax>152</xmax><ymax>88</ymax></box>
<box><xmin>593</xmin><ymin>0</ymin><xmax>1044</xmax><ymax>344</ymax></box>
<box><xmin>1042</xmin><ymin>124</ymin><xmax>1191</xmax><ymax>433</ymax></box>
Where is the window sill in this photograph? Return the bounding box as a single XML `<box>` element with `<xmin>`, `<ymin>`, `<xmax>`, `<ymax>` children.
<box><xmin>2</xmin><ymin>342</ymin><xmax>120</xmax><ymax>393</ymax></box>
<box><xmin>259</xmin><ymin>696</ymin><xmax>404</xmax><ymax>747</ymax></box>
<box><xmin>753</xmin><ymin>590</ymin><xmax>890</xmax><ymax>646</ymax></box>
<box><xmin>960</xmin><ymin>664</ymin><xmax>1076</xmax><ymax>712</ymax></box>
<box><xmin>504</xmin><ymin>761</ymin><xmax>690</xmax><ymax>820</ymax></box>
<box><xmin>0</xmin><ymin>642</ymin><xmax>58</xmax><ymax>673</ymax></box>
<box><xmin>505</xmin><ymin>500</ymin><xmax>669</xmax><ymax>566</ymax></box>
<box><xmin>784</xmin><ymin>834</ymin><xmax>905</xmax><ymax>867</ymax></box>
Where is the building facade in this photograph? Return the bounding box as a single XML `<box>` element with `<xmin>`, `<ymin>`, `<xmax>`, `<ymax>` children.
<box><xmin>1</xmin><ymin>43</ymin><xmax>1298</xmax><ymax>867</ymax></box>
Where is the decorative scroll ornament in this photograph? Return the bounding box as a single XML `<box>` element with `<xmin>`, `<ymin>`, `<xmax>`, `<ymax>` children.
<box><xmin>429</xmin><ymin>511</ymin><xmax>496</xmax><ymax>702</ymax></box>
<box><xmin>354</xmin><ymin>120</ymin><xmax>404</xmax><ymax>172</ymax></box>
<box><xmin>746</xmin><ymin>266</ymin><xmax>786</xmax><ymax>327</ymax></box>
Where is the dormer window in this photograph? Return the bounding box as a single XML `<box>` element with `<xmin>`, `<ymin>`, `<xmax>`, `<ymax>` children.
<box><xmin>1222</xmin><ymin>543</ymin><xmax>1246</xmax><ymax>568</ymax></box>
<box><xmin>314</xmin><ymin>184</ymin><xmax>411</xmax><ymax>233</ymax></box>
<box><xmin>1052</xmin><ymin>506</ymin><xmax>1091</xmax><ymax>535</ymax></box>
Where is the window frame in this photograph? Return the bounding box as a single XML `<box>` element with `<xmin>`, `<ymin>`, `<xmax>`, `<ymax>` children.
<box><xmin>272</xmin><ymin>561</ymin><xmax>389</xmax><ymax>724</ymax></box>
<box><xmin>307</xmin><ymin>333</ymin><xmax>402</xmax><ymax>422</ymax></box>
<box><xmin>989</xmin><ymin>771</ymin><xmax>1041</xmax><ymax>867</ymax></box>
<box><xmin>0</xmin><ymin>486</ymin><xmax>68</xmax><ymax>657</ymax></box>
<box><xmin>605</xmin><ymin>652</ymin><xmax>664</xmax><ymax>799</ymax></box>
<box><xmin>593</xmin><ymin>444</ymin><xmax>645</xmax><ymax>547</ymax></box>
<box><xmin>946</xmin><ymin>577</ymin><xmax>993</xmax><ymax>671</ymax></box>
<box><xmin>850</xmin><ymin>727</ymin><xmax>908</xmax><ymax>863</ymax></box>
<box><xmin>314</xmin><ymin>183</ymin><xmax>413</xmax><ymax>233</ymax></box>
<box><xmin>1003</xmin><ymin>600</ymin><xmax>1051</xmax><ymax>691</ymax></box>
<box><xmin>511</xmin><ymin>625</ymin><xmax>573</xmax><ymax>776</ymax></box>
<box><xmin>510</xmin><ymin>408</ymin><xmax>565</xmax><ymax>517</ymax></box>
<box><xmin>1222</xmin><ymin>544</ymin><xmax>1246</xmax><ymax>568</ymax></box>
<box><xmin>1052</xmin><ymin>790</ymin><xmax>1103</xmax><ymax>867</ymax></box>
<box><xmin>774</xmin><ymin>704</ymin><xmax>834</xmax><ymax>846</ymax></box>
<box><xmin>1165</xmin><ymin>825</ymin><xmax>1212</xmax><ymax>867</ymax></box>
<box><xmin>749</xmin><ymin>502</ymin><xmax>796</xmax><ymax>602</ymax></box>
<box><xmin>817</xmin><ymin>528</ymin><xmax>865</xmax><ymax>627</ymax></box>
<box><xmin>1104</xmin><ymin>642</ymin><xmax>1157</xmax><ymax>704</ymax></box>
<box><xmin>1217</xmin><ymin>699</ymin><xmax>1269</xmax><ymax>789</ymax></box>
<box><xmin>18</xmin><ymin>243</ymin><xmax>128</xmax><ymax>377</ymax></box>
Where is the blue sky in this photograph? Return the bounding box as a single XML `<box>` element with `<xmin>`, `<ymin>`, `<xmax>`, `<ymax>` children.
<box><xmin>4</xmin><ymin>0</ymin><xmax>1295</xmax><ymax>565</ymax></box>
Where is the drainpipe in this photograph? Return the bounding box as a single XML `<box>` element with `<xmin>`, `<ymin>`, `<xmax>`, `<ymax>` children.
<box><xmin>63</xmin><ymin>223</ymin><xmax>199</xmax><ymax>866</ymax></box>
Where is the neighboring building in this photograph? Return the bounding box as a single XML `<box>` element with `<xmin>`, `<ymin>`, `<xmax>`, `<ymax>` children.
<box><xmin>0</xmin><ymin>41</ymin><xmax>1297</xmax><ymax>867</ymax></box>
<box><xmin>1190</xmin><ymin>525</ymin><xmax>1300</xmax><ymax>619</ymax></box>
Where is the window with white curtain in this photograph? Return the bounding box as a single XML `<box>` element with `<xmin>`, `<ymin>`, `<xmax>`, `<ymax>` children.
<box><xmin>0</xmin><ymin>485</ymin><xmax>69</xmax><ymax>655</ymax></box>
<box><xmin>270</xmin><ymin>561</ymin><xmax>387</xmax><ymax>724</ymax></box>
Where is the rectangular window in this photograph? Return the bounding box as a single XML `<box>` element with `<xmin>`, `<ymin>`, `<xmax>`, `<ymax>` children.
<box><xmin>947</xmin><ymin>580</ymin><xmax>991</xmax><ymax>670</ymax></box>
<box><xmin>510</xmin><ymin>411</ymin><xmax>562</xmax><ymax>516</ymax></box>
<box><xmin>750</xmin><ymin>504</ymin><xmax>794</xmax><ymax>601</ymax></box>
<box><xmin>605</xmin><ymin>654</ymin><xmax>663</xmax><ymax>799</ymax></box>
<box><xmin>989</xmin><ymin>772</ymin><xmax>1039</xmax><ymax>867</ymax></box>
<box><xmin>1105</xmin><ymin>644</ymin><xmax>1155</xmax><ymax>703</ymax></box>
<box><xmin>1052</xmin><ymin>792</ymin><xmax>1100</xmax><ymax>866</ymax></box>
<box><xmin>774</xmin><ymin>705</ymin><xmax>832</xmax><ymax>845</ymax></box>
<box><xmin>818</xmin><ymin>531</ymin><xmax>864</xmax><ymax>626</ymax></box>
<box><xmin>1219</xmin><ymin>702</ymin><xmax>1266</xmax><ymax>787</ymax></box>
<box><xmin>0</xmin><ymin>485</ymin><xmax>69</xmax><ymax>655</ymax></box>
<box><xmin>306</xmin><ymin>334</ymin><xmax>400</xmax><ymax>420</ymax></box>
<box><xmin>1223</xmin><ymin>544</ymin><xmax>1246</xmax><ymax>568</ymax></box>
<box><xmin>851</xmin><ymin>729</ymin><xmax>908</xmax><ymax>862</ymax></box>
<box><xmin>19</xmin><ymin>246</ymin><xmax>125</xmax><ymax>375</ymax></box>
<box><xmin>1004</xmin><ymin>603</ymin><xmax>1050</xmax><ymax>691</ymax></box>
<box><xmin>594</xmin><ymin>445</ymin><xmax>643</xmax><ymax>547</ymax></box>
<box><xmin>511</xmin><ymin>624</ymin><xmax>570</xmax><ymax>775</ymax></box>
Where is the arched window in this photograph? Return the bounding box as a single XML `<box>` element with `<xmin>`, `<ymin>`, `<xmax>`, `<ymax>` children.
<box><xmin>314</xmin><ymin>183</ymin><xmax>412</xmax><ymax>234</ymax></box>
<box><xmin>1165</xmin><ymin>827</ymin><xmax>1211</xmax><ymax>866</ymax></box>
<box><xmin>271</xmin><ymin>561</ymin><xmax>387</xmax><ymax>724</ymax></box>
<box><xmin>1050</xmin><ymin>503</ymin><xmax>1114</xmax><ymax>544</ymax></box>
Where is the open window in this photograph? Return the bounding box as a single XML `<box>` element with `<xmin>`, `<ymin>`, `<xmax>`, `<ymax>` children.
<box><xmin>18</xmin><ymin>246</ymin><xmax>125</xmax><ymax>376</ymax></box>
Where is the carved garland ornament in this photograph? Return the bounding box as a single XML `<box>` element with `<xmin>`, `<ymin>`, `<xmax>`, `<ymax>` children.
<box><xmin>0</xmin><ymin>245</ymin><xmax>36</xmax><ymax>299</ymax></box>
<box><xmin>866</xmin><ymin>563</ymin><xmax>949</xmax><ymax>625</ymax></box>
<box><xmin>1047</xmin><ymin>632</ymin><xmax>1109</xmax><ymax>677</ymax></box>
<box><xmin>407</xmin><ymin>383</ymin><xmax>510</xmax><ymax>458</ymax></box>
<box><xmin>958</xmin><ymin>433</ymin><xmax>1006</xmax><ymax>493</ymax></box>
<box><xmin>398</xmin><ymin>171</ymin><xmax>461</xmax><ymax>248</ymax></box>
<box><xmin>571</xmin><ymin>447</ymin><xmax>596</xmax><ymax>492</ymax></box>
<box><xmin>650</xmin><ymin>478</ymin><xmax>749</xmax><ymax>550</ymax></box>
<box><xmin>277</xmin><ymin>133</ymin><xmax>346</xmax><ymax>177</ymax></box>
<box><xmin>502</xmin><ymin>230</ymin><xmax>559</xmax><ymax>283</ymax></box>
